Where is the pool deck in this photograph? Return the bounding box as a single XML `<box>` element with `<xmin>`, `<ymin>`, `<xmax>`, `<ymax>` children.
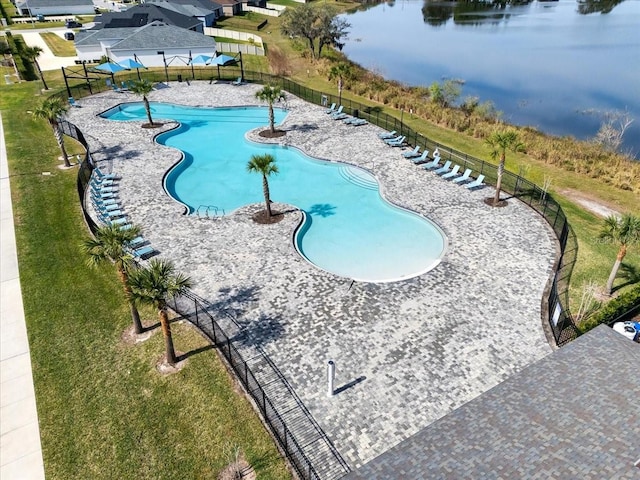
<box><xmin>67</xmin><ymin>82</ymin><xmax>557</xmax><ymax>470</ymax></box>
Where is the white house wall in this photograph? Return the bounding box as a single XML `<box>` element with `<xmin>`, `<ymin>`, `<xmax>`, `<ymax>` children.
<box><xmin>28</xmin><ymin>5</ymin><xmax>94</xmax><ymax>14</ymax></box>
<box><xmin>110</xmin><ymin>48</ymin><xmax>218</xmax><ymax>68</ymax></box>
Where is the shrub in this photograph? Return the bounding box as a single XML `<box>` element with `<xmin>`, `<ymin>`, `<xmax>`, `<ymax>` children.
<box><xmin>578</xmin><ymin>284</ymin><xmax>640</xmax><ymax>333</ymax></box>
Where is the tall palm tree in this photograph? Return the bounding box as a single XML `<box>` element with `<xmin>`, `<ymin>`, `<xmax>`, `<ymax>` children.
<box><xmin>255</xmin><ymin>85</ymin><xmax>285</xmax><ymax>133</ymax></box>
<box><xmin>129</xmin><ymin>80</ymin><xmax>155</xmax><ymax>126</ymax></box>
<box><xmin>599</xmin><ymin>214</ymin><xmax>640</xmax><ymax>295</ymax></box>
<box><xmin>485</xmin><ymin>129</ymin><xmax>525</xmax><ymax>206</ymax></box>
<box><xmin>127</xmin><ymin>259</ymin><xmax>192</xmax><ymax>366</ymax></box>
<box><xmin>24</xmin><ymin>45</ymin><xmax>48</xmax><ymax>90</ymax></box>
<box><xmin>247</xmin><ymin>153</ymin><xmax>278</xmax><ymax>218</ymax></box>
<box><xmin>81</xmin><ymin>223</ymin><xmax>145</xmax><ymax>334</ymax></box>
<box><xmin>328</xmin><ymin>62</ymin><xmax>354</xmax><ymax>107</ymax></box>
<box><xmin>32</xmin><ymin>97</ymin><xmax>71</xmax><ymax>167</ymax></box>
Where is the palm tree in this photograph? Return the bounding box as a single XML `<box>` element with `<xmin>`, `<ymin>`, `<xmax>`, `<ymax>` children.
<box><xmin>255</xmin><ymin>85</ymin><xmax>285</xmax><ymax>133</ymax></box>
<box><xmin>32</xmin><ymin>97</ymin><xmax>71</xmax><ymax>167</ymax></box>
<box><xmin>24</xmin><ymin>45</ymin><xmax>48</xmax><ymax>90</ymax></box>
<box><xmin>127</xmin><ymin>259</ymin><xmax>192</xmax><ymax>366</ymax></box>
<box><xmin>81</xmin><ymin>223</ymin><xmax>145</xmax><ymax>334</ymax></box>
<box><xmin>599</xmin><ymin>214</ymin><xmax>640</xmax><ymax>295</ymax></box>
<box><xmin>129</xmin><ymin>80</ymin><xmax>155</xmax><ymax>126</ymax></box>
<box><xmin>247</xmin><ymin>153</ymin><xmax>278</xmax><ymax>217</ymax></box>
<box><xmin>328</xmin><ymin>62</ymin><xmax>354</xmax><ymax>107</ymax></box>
<box><xmin>485</xmin><ymin>129</ymin><xmax>525</xmax><ymax>206</ymax></box>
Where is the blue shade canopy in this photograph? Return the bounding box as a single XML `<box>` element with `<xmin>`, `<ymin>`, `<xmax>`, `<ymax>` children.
<box><xmin>94</xmin><ymin>61</ymin><xmax>126</xmax><ymax>73</ymax></box>
<box><xmin>190</xmin><ymin>54</ymin><xmax>213</xmax><ymax>65</ymax></box>
<box><xmin>118</xmin><ymin>58</ymin><xmax>145</xmax><ymax>69</ymax></box>
<box><xmin>212</xmin><ymin>54</ymin><xmax>235</xmax><ymax>66</ymax></box>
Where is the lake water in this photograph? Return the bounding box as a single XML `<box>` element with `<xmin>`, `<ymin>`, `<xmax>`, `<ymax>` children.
<box><xmin>340</xmin><ymin>0</ymin><xmax>640</xmax><ymax>157</ymax></box>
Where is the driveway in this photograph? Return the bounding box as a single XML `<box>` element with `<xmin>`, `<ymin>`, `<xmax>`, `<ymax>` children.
<box><xmin>17</xmin><ymin>30</ymin><xmax>79</xmax><ymax>71</ymax></box>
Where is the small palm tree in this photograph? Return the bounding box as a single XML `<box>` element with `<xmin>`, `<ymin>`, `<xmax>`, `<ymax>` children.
<box><xmin>24</xmin><ymin>45</ymin><xmax>48</xmax><ymax>90</ymax></box>
<box><xmin>599</xmin><ymin>214</ymin><xmax>640</xmax><ymax>295</ymax></box>
<box><xmin>328</xmin><ymin>62</ymin><xmax>354</xmax><ymax>107</ymax></box>
<box><xmin>129</xmin><ymin>80</ymin><xmax>155</xmax><ymax>126</ymax></box>
<box><xmin>32</xmin><ymin>97</ymin><xmax>71</xmax><ymax>167</ymax></box>
<box><xmin>247</xmin><ymin>153</ymin><xmax>278</xmax><ymax>218</ymax></box>
<box><xmin>485</xmin><ymin>129</ymin><xmax>525</xmax><ymax>206</ymax></box>
<box><xmin>255</xmin><ymin>85</ymin><xmax>285</xmax><ymax>133</ymax></box>
<box><xmin>127</xmin><ymin>259</ymin><xmax>192</xmax><ymax>366</ymax></box>
<box><xmin>82</xmin><ymin>223</ymin><xmax>145</xmax><ymax>334</ymax></box>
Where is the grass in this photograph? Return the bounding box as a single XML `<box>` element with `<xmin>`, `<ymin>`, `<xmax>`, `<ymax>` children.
<box><xmin>40</xmin><ymin>32</ymin><xmax>76</xmax><ymax>56</ymax></box>
<box><xmin>1</xmin><ymin>79</ymin><xmax>291</xmax><ymax>479</ymax></box>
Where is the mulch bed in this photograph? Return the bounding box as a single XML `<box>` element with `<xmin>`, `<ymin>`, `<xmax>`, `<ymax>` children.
<box><xmin>251</xmin><ymin>209</ymin><xmax>285</xmax><ymax>224</ymax></box>
<box><xmin>142</xmin><ymin>122</ymin><xmax>165</xmax><ymax>129</ymax></box>
<box><xmin>484</xmin><ymin>197</ymin><xmax>509</xmax><ymax>208</ymax></box>
<box><xmin>258</xmin><ymin>129</ymin><xmax>286</xmax><ymax>139</ymax></box>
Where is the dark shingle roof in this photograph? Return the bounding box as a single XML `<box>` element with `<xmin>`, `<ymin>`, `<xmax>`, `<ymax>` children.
<box><xmin>344</xmin><ymin>326</ymin><xmax>640</xmax><ymax>479</ymax></box>
<box><xmin>109</xmin><ymin>22</ymin><xmax>216</xmax><ymax>50</ymax></box>
<box><xmin>93</xmin><ymin>4</ymin><xmax>201</xmax><ymax>30</ymax></box>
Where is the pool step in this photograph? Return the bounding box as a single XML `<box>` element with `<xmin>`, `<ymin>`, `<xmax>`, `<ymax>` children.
<box><xmin>338</xmin><ymin>165</ymin><xmax>378</xmax><ymax>190</ymax></box>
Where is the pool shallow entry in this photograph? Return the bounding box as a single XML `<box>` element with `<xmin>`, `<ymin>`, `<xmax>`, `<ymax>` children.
<box><xmin>101</xmin><ymin>103</ymin><xmax>446</xmax><ymax>282</ymax></box>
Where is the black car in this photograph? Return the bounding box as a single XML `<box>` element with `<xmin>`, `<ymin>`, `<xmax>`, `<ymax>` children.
<box><xmin>64</xmin><ymin>32</ymin><xmax>75</xmax><ymax>41</ymax></box>
<box><xmin>65</xmin><ymin>20</ymin><xmax>82</xmax><ymax>28</ymax></box>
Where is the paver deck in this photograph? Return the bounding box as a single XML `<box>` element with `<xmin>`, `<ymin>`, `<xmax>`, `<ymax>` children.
<box><xmin>67</xmin><ymin>82</ymin><xmax>557</xmax><ymax>469</ymax></box>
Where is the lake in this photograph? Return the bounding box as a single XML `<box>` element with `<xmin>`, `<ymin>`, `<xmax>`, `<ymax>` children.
<box><xmin>340</xmin><ymin>0</ymin><xmax>640</xmax><ymax>157</ymax></box>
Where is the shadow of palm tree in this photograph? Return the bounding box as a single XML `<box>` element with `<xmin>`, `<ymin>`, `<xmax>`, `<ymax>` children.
<box><xmin>308</xmin><ymin>203</ymin><xmax>336</xmax><ymax>217</ymax></box>
<box><xmin>177</xmin><ymin>344</ymin><xmax>214</xmax><ymax>362</ymax></box>
<box><xmin>612</xmin><ymin>263</ymin><xmax>640</xmax><ymax>293</ymax></box>
<box><xmin>231</xmin><ymin>312</ymin><xmax>285</xmax><ymax>347</ymax></box>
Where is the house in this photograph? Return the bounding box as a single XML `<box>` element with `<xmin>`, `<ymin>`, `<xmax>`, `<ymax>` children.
<box><xmin>14</xmin><ymin>0</ymin><xmax>94</xmax><ymax>16</ymax></box>
<box><xmin>209</xmin><ymin>0</ymin><xmax>242</xmax><ymax>17</ymax></box>
<box><xmin>142</xmin><ymin>0</ymin><xmax>223</xmax><ymax>27</ymax></box>
<box><xmin>92</xmin><ymin>4</ymin><xmax>204</xmax><ymax>33</ymax></box>
<box><xmin>74</xmin><ymin>21</ymin><xmax>217</xmax><ymax>66</ymax></box>
<box><xmin>343</xmin><ymin>326</ymin><xmax>640</xmax><ymax>479</ymax></box>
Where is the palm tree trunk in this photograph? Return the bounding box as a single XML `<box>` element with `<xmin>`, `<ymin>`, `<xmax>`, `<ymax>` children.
<box><xmin>118</xmin><ymin>268</ymin><xmax>144</xmax><ymax>333</ymax></box>
<box><xmin>493</xmin><ymin>156</ymin><xmax>505</xmax><ymax>206</ymax></box>
<box><xmin>143</xmin><ymin>96</ymin><xmax>154</xmax><ymax>126</ymax></box>
<box><xmin>605</xmin><ymin>246</ymin><xmax>627</xmax><ymax>295</ymax></box>
<box><xmin>34</xmin><ymin>59</ymin><xmax>48</xmax><ymax>90</ymax></box>
<box><xmin>262</xmin><ymin>175</ymin><xmax>272</xmax><ymax>217</ymax></box>
<box><xmin>53</xmin><ymin>123</ymin><xmax>71</xmax><ymax>167</ymax></box>
<box><xmin>269</xmin><ymin>105</ymin><xmax>275</xmax><ymax>133</ymax></box>
<box><xmin>159</xmin><ymin>307</ymin><xmax>177</xmax><ymax>365</ymax></box>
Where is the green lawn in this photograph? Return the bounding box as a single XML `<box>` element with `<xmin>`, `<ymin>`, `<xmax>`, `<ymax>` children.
<box><xmin>1</xmin><ymin>79</ymin><xmax>291</xmax><ymax>479</ymax></box>
<box><xmin>40</xmin><ymin>32</ymin><xmax>77</xmax><ymax>57</ymax></box>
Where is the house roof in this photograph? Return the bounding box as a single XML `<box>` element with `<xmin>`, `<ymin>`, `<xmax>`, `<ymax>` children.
<box><xmin>144</xmin><ymin>0</ymin><xmax>222</xmax><ymax>16</ymax></box>
<box><xmin>17</xmin><ymin>0</ymin><xmax>92</xmax><ymax>6</ymax></box>
<box><xmin>344</xmin><ymin>325</ymin><xmax>640</xmax><ymax>479</ymax></box>
<box><xmin>109</xmin><ymin>22</ymin><xmax>217</xmax><ymax>51</ymax></box>
<box><xmin>92</xmin><ymin>4</ymin><xmax>201</xmax><ymax>30</ymax></box>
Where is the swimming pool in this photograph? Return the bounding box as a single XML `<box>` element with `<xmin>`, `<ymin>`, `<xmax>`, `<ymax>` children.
<box><xmin>102</xmin><ymin>102</ymin><xmax>446</xmax><ymax>282</ymax></box>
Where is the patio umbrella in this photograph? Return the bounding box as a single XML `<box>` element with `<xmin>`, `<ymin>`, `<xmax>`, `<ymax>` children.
<box><xmin>118</xmin><ymin>58</ymin><xmax>145</xmax><ymax>80</ymax></box>
<box><xmin>94</xmin><ymin>61</ymin><xmax>127</xmax><ymax>85</ymax></box>
<box><xmin>190</xmin><ymin>54</ymin><xmax>213</xmax><ymax>65</ymax></box>
<box><xmin>212</xmin><ymin>54</ymin><xmax>236</xmax><ymax>80</ymax></box>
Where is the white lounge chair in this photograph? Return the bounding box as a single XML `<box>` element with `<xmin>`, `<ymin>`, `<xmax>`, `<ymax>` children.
<box><xmin>402</xmin><ymin>146</ymin><xmax>421</xmax><ymax>158</ymax></box>
<box><xmin>378</xmin><ymin>130</ymin><xmax>397</xmax><ymax>139</ymax></box>
<box><xmin>464</xmin><ymin>174</ymin><xmax>486</xmax><ymax>190</ymax></box>
<box><xmin>441</xmin><ymin>165</ymin><xmax>461</xmax><ymax>179</ymax></box>
<box><xmin>423</xmin><ymin>156</ymin><xmax>441</xmax><ymax>169</ymax></box>
<box><xmin>434</xmin><ymin>160</ymin><xmax>452</xmax><ymax>175</ymax></box>
<box><xmin>330</xmin><ymin>105</ymin><xmax>344</xmax><ymax>118</ymax></box>
<box><xmin>453</xmin><ymin>168</ymin><xmax>473</xmax><ymax>183</ymax></box>
<box><xmin>412</xmin><ymin>151</ymin><xmax>429</xmax><ymax>163</ymax></box>
<box><xmin>325</xmin><ymin>103</ymin><xmax>337</xmax><ymax>114</ymax></box>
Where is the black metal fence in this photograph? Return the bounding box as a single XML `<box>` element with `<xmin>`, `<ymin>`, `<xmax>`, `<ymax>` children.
<box><xmin>169</xmin><ymin>292</ymin><xmax>351</xmax><ymax>480</ymax></box>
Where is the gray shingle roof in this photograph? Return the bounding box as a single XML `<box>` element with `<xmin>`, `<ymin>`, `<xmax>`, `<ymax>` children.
<box><xmin>93</xmin><ymin>4</ymin><xmax>201</xmax><ymax>30</ymax></box>
<box><xmin>144</xmin><ymin>0</ymin><xmax>221</xmax><ymax>16</ymax></box>
<box><xmin>110</xmin><ymin>22</ymin><xmax>216</xmax><ymax>50</ymax></box>
<box><xmin>344</xmin><ymin>325</ymin><xmax>640</xmax><ymax>479</ymax></box>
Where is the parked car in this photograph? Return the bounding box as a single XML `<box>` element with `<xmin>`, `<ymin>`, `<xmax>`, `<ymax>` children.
<box><xmin>612</xmin><ymin>321</ymin><xmax>640</xmax><ymax>342</ymax></box>
<box><xmin>64</xmin><ymin>32</ymin><xmax>75</xmax><ymax>41</ymax></box>
<box><xmin>65</xmin><ymin>19</ymin><xmax>82</xmax><ymax>28</ymax></box>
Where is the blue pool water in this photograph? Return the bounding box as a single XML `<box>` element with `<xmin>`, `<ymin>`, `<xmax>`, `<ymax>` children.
<box><xmin>102</xmin><ymin>102</ymin><xmax>446</xmax><ymax>282</ymax></box>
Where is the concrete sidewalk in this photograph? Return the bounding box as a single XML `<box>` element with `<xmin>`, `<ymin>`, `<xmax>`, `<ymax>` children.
<box><xmin>0</xmin><ymin>113</ymin><xmax>46</xmax><ymax>479</ymax></box>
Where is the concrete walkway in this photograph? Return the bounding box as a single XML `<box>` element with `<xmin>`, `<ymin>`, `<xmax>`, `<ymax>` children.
<box><xmin>0</xmin><ymin>113</ymin><xmax>46</xmax><ymax>479</ymax></box>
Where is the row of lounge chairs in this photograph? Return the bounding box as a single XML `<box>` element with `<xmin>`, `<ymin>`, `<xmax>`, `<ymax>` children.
<box><xmin>89</xmin><ymin>168</ymin><xmax>156</xmax><ymax>259</ymax></box>
<box><xmin>326</xmin><ymin>104</ymin><xmax>369</xmax><ymax>126</ymax></box>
